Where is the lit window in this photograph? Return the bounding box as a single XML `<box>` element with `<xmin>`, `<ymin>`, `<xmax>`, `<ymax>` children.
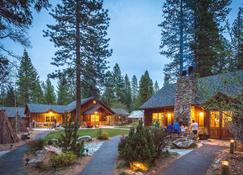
<box><xmin>199</xmin><ymin>112</ymin><xmax>204</xmax><ymax>127</ymax></box>
<box><xmin>152</xmin><ymin>113</ymin><xmax>164</xmax><ymax>127</ymax></box>
<box><xmin>222</xmin><ymin>111</ymin><xmax>232</xmax><ymax>127</ymax></box>
<box><xmin>91</xmin><ymin>114</ymin><xmax>99</xmax><ymax>122</ymax></box>
<box><xmin>210</xmin><ymin>111</ymin><xmax>220</xmax><ymax>127</ymax></box>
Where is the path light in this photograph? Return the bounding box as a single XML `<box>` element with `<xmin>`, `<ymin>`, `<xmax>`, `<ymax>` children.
<box><xmin>221</xmin><ymin>161</ymin><xmax>230</xmax><ymax>175</ymax></box>
<box><xmin>230</xmin><ymin>139</ymin><xmax>235</xmax><ymax>154</ymax></box>
<box><xmin>130</xmin><ymin>162</ymin><xmax>148</xmax><ymax>172</ymax></box>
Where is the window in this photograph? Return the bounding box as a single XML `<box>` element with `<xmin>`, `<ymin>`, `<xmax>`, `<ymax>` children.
<box><xmin>91</xmin><ymin>114</ymin><xmax>99</xmax><ymax>122</ymax></box>
<box><xmin>46</xmin><ymin>116</ymin><xmax>50</xmax><ymax>122</ymax></box>
<box><xmin>222</xmin><ymin>111</ymin><xmax>232</xmax><ymax>127</ymax></box>
<box><xmin>210</xmin><ymin>111</ymin><xmax>220</xmax><ymax>127</ymax></box>
<box><xmin>152</xmin><ymin>113</ymin><xmax>164</xmax><ymax>127</ymax></box>
<box><xmin>45</xmin><ymin>116</ymin><xmax>55</xmax><ymax>122</ymax></box>
<box><xmin>198</xmin><ymin>112</ymin><xmax>204</xmax><ymax>127</ymax></box>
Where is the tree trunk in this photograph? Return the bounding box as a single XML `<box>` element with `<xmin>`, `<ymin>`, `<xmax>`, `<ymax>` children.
<box><xmin>75</xmin><ymin>0</ymin><xmax>81</xmax><ymax>126</ymax></box>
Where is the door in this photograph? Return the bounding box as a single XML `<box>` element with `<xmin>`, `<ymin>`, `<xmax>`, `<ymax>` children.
<box><xmin>210</xmin><ymin>111</ymin><xmax>232</xmax><ymax>139</ymax></box>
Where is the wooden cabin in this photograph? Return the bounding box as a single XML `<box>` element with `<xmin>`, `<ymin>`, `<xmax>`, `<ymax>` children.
<box><xmin>141</xmin><ymin>70</ymin><xmax>243</xmax><ymax>139</ymax></box>
<box><xmin>111</xmin><ymin>108</ymin><xmax>130</xmax><ymax>125</ymax></box>
<box><xmin>25</xmin><ymin>97</ymin><xmax>114</xmax><ymax>128</ymax></box>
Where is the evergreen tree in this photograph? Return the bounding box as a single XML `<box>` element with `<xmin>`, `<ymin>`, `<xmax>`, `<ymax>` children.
<box><xmin>131</xmin><ymin>75</ymin><xmax>138</xmax><ymax>104</ymax></box>
<box><xmin>124</xmin><ymin>74</ymin><xmax>132</xmax><ymax>111</ymax></box>
<box><xmin>16</xmin><ymin>50</ymin><xmax>43</xmax><ymax>105</ymax></box>
<box><xmin>137</xmin><ymin>71</ymin><xmax>154</xmax><ymax>106</ymax></box>
<box><xmin>231</xmin><ymin>7</ymin><xmax>243</xmax><ymax>70</ymax></box>
<box><xmin>189</xmin><ymin>0</ymin><xmax>231</xmax><ymax>76</ymax></box>
<box><xmin>154</xmin><ymin>81</ymin><xmax>160</xmax><ymax>93</ymax></box>
<box><xmin>112</xmin><ymin>64</ymin><xmax>125</xmax><ymax>103</ymax></box>
<box><xmin>4</xmin><ymin>85</ymin><xmax>15</xmax><ymax>107</ymax></box>
<box><xmin>44</xmin><ymin>0</ymin><xmax>111</xmax><ymax>123</ymax></box>
<box><xmin>159</xmin><ymin>0</ymin><xmax>194</xmax><ymax>83</ymax></box>
<box><xmin>102</xmin><ymin>71</ymin><xmax>115</xmax><ymax>106</ymax></box>
<box><xmin>57</xmin><ymin>74</ymin><xmax>72</xmax><ymax>105</ymax></box>
<box><xmin>43</xmin><ymin>78</ymin><xmax>56</xmax><ymax>104</ymax></box>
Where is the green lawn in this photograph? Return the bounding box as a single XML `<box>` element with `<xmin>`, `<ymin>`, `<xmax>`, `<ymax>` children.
<box><xmin>44</xmin><ymin>128</ymin><xmax>130</xmax><ymax>141</ymax></box>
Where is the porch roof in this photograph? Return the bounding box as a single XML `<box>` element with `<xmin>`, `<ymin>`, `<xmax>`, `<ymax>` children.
<box><xmin>111</xmin><ymin>108</ymin><xmax>129</xmax><ymax>117</ymax></box>
<box><xmin>141</xmin><ymin>70</ymin><xmax>243</xmax><ymax>109</ymax></box>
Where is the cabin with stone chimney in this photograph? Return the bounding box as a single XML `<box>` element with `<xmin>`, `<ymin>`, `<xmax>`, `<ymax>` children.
<box><xmin>140</xmin><ymin>69</ymin><xmax>243</xmax><ymax>139</ymax></box>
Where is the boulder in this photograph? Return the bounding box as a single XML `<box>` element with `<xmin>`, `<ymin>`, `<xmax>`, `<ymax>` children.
<box><xmin>28</xmin><ymin>146</ymin><xmax>62</xmax><ymax>167</ymax></box>
<box><xmin>78</xmin><ymin>135</ymin><xmax>92</xmax><ymax>142</ymax></box>
<box><xmin>172</xmin><ymin>138</ymin><xmax>196</xmax><ymax>149</ymax></box>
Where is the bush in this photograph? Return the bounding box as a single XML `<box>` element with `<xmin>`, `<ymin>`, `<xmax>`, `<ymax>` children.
<box><xmin>118</xmin><ymin>121</ymin><xmax>156</xmax><ymax>165</ymax></box>
<box><xmin>51</xmin><ymin>151</ymin><xmax>77</xmax><ymax>168</ymax></box>
<box><xmin>28</xmin><ymin>139</ymin><xmax>45</xmax><ymax>153</ymax></box>
<box><xmin>97</xmin><ymin>129</ymin><xmax>109</xmax><ymax>140</ymax></box>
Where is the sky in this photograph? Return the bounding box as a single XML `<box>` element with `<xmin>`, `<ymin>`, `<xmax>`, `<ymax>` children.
<box><xmin>5</xmin><ymin>0</ymin><xmax>242</xmax><ymax>88</ymax></box>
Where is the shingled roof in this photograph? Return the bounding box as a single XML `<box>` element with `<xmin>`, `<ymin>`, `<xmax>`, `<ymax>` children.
<box><xmin>26</xmin><ymin>97</ymin><xmax>95</xmax><ymax>114</ymax></box>
<box><xmin>141</xmin><ymin>70</ymin><xmax>243</xmax><ymax>109</ymax></box>
<box><xmin>112</xmin><ymin>108</ymin><xmax>129</xmax><ymax>117</ymax></box>
<box><xmin>0</xmin><ymin>107</ymin><xmax>25</xmax><ymax>118</ymax></box>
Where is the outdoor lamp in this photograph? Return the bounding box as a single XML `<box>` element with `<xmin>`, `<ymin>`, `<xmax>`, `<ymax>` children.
<box><xmin>221</xmin><ymin>161</ymin><xmax>230</xmax><ymax>175</ymax></box>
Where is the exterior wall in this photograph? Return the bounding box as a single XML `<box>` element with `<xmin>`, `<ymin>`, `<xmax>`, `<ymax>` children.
<box><xmin>29</xmin><ymin>112</ymin><xmax>63</xmax><ymax>128</ymax></box>
<box><xmin>144</xmin><ymin>107</ymin><xmax>174</xmax><ymax>127</ymax></box>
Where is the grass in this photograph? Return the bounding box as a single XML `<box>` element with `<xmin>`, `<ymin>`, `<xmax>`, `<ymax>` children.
<box><xmin>44</xmin><ymin>128</ymin><xmax>130</xmax><ymax>141</ymax></box>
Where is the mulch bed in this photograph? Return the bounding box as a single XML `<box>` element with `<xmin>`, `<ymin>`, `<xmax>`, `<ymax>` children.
<box><xmin>206</xmin><ymin>149</ymin><xmax>243</xmax><ymax>175</ymax></box>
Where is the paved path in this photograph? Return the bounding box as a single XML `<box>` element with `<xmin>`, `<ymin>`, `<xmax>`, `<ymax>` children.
<box><xmin>161</xmin><ymin>144</ymin><xmax>224</xmax><ymax>175</ymax></box>
<box><xmin>0</xmin><ymin>131</ymin><xmax>49</xmax><ymax>175</ymax></box>
<box><xmin>80</xmin><ymin>136</ymin><xmax>121</xmax><ymax>175</ymax></box>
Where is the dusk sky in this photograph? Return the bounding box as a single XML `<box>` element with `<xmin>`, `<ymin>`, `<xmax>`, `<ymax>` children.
<box><xmin>6</xmin><ymin>0</ymin><xmax>242</xmax><ymax>88</ymax></box>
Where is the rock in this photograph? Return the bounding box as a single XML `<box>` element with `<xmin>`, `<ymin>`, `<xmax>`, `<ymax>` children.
<box><xmin>78</xmin><ymin>135</ymin><xmax>92</xmax><ymax>142</ymax></box>
<box><xmin>29</xmin><ymin>146</ymin><xmax>62</xmax><ymax>167</ymax></box>
<box><xmin>172</xmin><ymin>138</ymin><xmax>196</xmax><ymax>149</ymax></box>
<box><xmin>44</xmin><ymin>145</ymin><xmax>62</xmax><ymax>154</ymax></box>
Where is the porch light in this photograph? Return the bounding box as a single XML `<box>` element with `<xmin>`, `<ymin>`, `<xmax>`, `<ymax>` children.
<box><xmin>199</xmin><ymin>112</ymin><xmax>204</xmax><ymax>117</ymax></box>
<box><xmin>93</xmin><ymin>100</ymin><xmax>96</xmax><ymax>104</ymax></box>
<box><xmin>49</xmin><ymin>111</ymin><xmax>53</xmax><ymax>115</ymax></box>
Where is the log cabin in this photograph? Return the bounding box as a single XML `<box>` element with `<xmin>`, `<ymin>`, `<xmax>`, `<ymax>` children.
<box><xmin>25</xmin><ymin>97</ymin><xmax>114</xmax><ymax>128</ymax></box>
<box><xmin>140</xmin><ymin>70</ymin><xmax>243</xmax><ymax>139</ymax></box>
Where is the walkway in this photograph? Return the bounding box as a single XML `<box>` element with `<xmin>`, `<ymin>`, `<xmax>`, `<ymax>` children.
<box><xmin>161</xmin><ymin>144</ymin><xmax>224</xmax><ymax>175</ymax></box>
<box><xmin>80</xmin><ymin>136</ymin><xmax>121</xmax><ymax>175</ymax></box>
<box><xmin>0</xmin><ymin>131</ymin><xmax>49</xmax><ymax>175</ymax></box>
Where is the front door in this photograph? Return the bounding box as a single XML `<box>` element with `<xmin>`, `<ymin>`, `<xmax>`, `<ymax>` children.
<box><xmin>210</xmin><ymin>111</ymin><xmax>232</xmax><ymax>139</ymax></box>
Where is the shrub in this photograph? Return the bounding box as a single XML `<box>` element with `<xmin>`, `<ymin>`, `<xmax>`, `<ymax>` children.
<box><xmin>28</xmin><ymin>139</ymin><xmax>45</xmax><ymax>153</ymax></box>
<box><xmin>118</xmin><ymin>121</ymin><xmax>156</xmax><ymax>165</ymax></box>
<box><xmin>50</xmin><ymin>151</ymin><xmax>77</xmax><ymax>168</ymax></box>
<box><xmin>97</xmin><ymin>129</ymin><xmax>109</xmax><ymax>140</ymax></box>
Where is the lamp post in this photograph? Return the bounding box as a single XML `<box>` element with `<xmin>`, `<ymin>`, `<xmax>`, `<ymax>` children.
<box><xmin>230</xmin><ymin>139</ymin><xmax>235</xmax><ymax>154</ymax></box>
<box><xmin>221</xmin><ymin>161</ymin><xmax>230</xmax><ymax>175</ymax></box>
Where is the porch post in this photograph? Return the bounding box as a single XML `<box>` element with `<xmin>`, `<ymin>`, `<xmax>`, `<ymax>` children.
<box><xmin>219</xmin><ymin>111</ymin><xmax>223</xmax><ymax>139</ymax></box>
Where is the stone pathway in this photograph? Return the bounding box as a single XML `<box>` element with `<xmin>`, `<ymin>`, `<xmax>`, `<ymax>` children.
<box><xmin>161</xmin><ymin>144</ymin><xmax>224</xmax><ymax>175</ymax></box>
<box><xmin>0</xmin><ymin>131</ymin><xmax>49</xmax><ymax>175</ymax></box>
<box><xmin>80</xmin><ymin>136</ymin><xmax>121</xmax><ymax>175</ymax></box>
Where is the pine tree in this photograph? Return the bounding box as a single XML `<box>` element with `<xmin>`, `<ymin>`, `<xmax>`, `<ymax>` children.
<box><xmin>231</xmin><ymin>7</ymin><xmax>243</xmax><ymax>70</ymax></box>
<box><xmin>43</xmin><ymin>78</ymin><xmax>56</xmax><ymax>104</ymax></box>
<box><xmin>159</xmin><ymin>0</ymin><xmax>194</xmax><ymax>83</ymax></box>
<box><xmin>16</xmin><ymin>50</ymin><xmax>43</xmax><ymax>105</ymax></box>
<box><xmin>4</xmin><ymin>85</ymin><xmax>15</xmax><ymax>107</ymax></box>
<box><xmin>124</xmin><ymin>74</ymin><xmax>132</xmax><ymax>111</ymax></box>
<box><xmin>57</xmin><ymin>74</ymin><xmax>72</xmax><ymax>105</ymax></box>
<box><xmin>44</xmin><ymin>0</ymin><xmax>111</xmax><ymax>124</ymax></box>
<box><xmin>112</xmin><ymin>64</ymin><xmax>125</xmax><ymax>103</ymax></box>
<box><xmin>102</xmin><ymin>71</ymin><xmax>115</xmax><ymax>106</ymax></box>
<box><xmin>154</xmin><ymin>81</ymin><xmax>160</xmax><ymax>93</ymax></box>
<box><xmin>131</xmin><ymin>75</ymin><xmax>138</xmax><ymax>104</ymax></box>
<box><xmin>189</xmin><ymin>0</ymin><xmax>231</xmax><ymax>76</ymax></box>
<box><xmin>137</xmin><ymin>71</ymin><xmax>154</xmax><ymax>106</ymax></box>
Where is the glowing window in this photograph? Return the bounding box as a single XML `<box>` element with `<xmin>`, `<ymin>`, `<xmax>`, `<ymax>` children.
<box><xmin>210</xmin><ymin>111</ymin><xmax>220</xmax><ymax>128</ymax></box>
<box><xmin>152</xmin><ymin>113</ymin><xmax>164</xmax><ymax>127</ymax></box>
<box><xmin>91</xmin><ymin>114</ymin><xmax>99</xmax><ymax>122</ymax></box>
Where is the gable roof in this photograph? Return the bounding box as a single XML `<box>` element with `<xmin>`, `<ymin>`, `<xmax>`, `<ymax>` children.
<box><xmin>25</xmin><ymin>97</ymin><xmax>106</xmax><ymax>114</ymax></box>
<box><xmin>0</xmin><ymin>107</ymin><xmax>25</xmax><ymax>118</ymax></box>
<box><xmin>141</xmin><ymin>70</ymin><xmax>243</xmax><ymax>109</ymax></box>
<box><xmin>111</xmin><ymin>108</ymin><xmax>129</xmax><ymax>117</ymax></box>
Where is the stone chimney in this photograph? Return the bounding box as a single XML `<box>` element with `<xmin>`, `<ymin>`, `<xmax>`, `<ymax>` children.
<box><xmin>174</xmin><ymin>67</ymin><xmax>196</xmax><ymax>125</ymax></box>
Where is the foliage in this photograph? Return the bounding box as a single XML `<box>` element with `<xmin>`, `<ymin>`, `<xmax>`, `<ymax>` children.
<box><xmin>113</xmin><ymin>64</ymin><xmax>126</xmax><ymax>104</ymax></box>
<box><xmin>57</xmin><ymin>74</ymin><xmax>72</xmax><ymax>105</ymax></box>
<box><xmin>4</xmin><ymin>85</ymin><xmax>15</xmax><ymax>107</ymax></box>
<box><xmin>124</xmin><ymin>74</ymin><xmax>132</xmax><ymax>111</ymax></box>
<box><xmin>131</xmin><ymin>75</ymin><xmax>138</xmax><ymax>107</ymax></box>
<box><xmin>96</xmin><ymin>129</ymin><xmax>109</xmax><ymax>140</ymax></box>
<box><xmin>154</xmin><ymin>81</ymin><xmax>160</xmax><ymax>93</ymax></box>
<box><xmin>28</xmin><ymin>139</ymin><xmax>45</xmax><ymax>153</ymax></box>
<box><xmin>58</xmin><ymin>114</ymin><xmax>84</xmax><ymax>156</ymax></box>
<box><xmin>118</xmin><ymin>121</ymin><xmax>156</xmax><ymax>165</ymax></box>
<box><xmin>50</xmin><ymin>151</ymin><xmax>77</xmax><ymax>168</ymax></box>
<box><xmin>16</xmin><ymin>50</ymin><xmax>44</xmax><ymax>105</ymax></box>
<box><xmin>44</xmin><ymin>0</ymin><xmax>111</xmax><ymax>98</ymax></box>
<box><xmin>43</xmin><ymin>77</ymin><xmax>56</xmax><ymax>104</ymax></box>
<box><xmin>137</xmin><ymin>71</ymin><xmax>154</xmax><ymax>107</ymax></box>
